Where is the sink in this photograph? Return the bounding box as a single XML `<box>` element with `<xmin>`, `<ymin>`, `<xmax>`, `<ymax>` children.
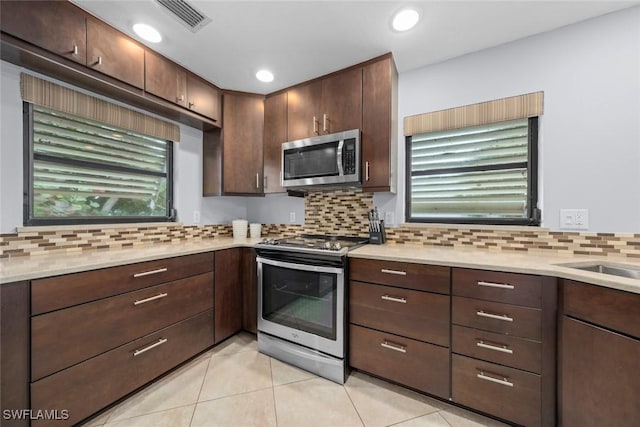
<box><xmin>567</xmin><ymin>263</ymin><xmax>640</xmax><ymax>280</ymax></box>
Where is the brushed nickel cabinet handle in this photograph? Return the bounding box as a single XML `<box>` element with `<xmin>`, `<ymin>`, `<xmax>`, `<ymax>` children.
<box><xmin>134</xmin><ymin>293</ymin><xmax>168</xmax><ymax>306</ymax></box>
<box><xmin>381</xmin><ymin>268</ymin><xmax>407</xmax><ymax>276</ymax></box>
<box><xmin>477</xmin><ymin>281</ymin><xmax>515</xmax><ymax>290</ymax></box>
<box><xmin>323</xmin><ymin>113</ymin><xmax>328</xmax><ymax>132</ymax></box>
<box><xmin>256</xmin><ymin>173</ymin><xmax>260</xmax><ymax>189</ymax></box>
<box><xmin>72</xmin><ymin>45</ymin><xmax>78</xmax><ymax>55</ymax></box>
<box><xmin>381</xmin><ymin>295</ymin><xmax>407</xmax><ymax>304</ymax></box>
<box><xmin>476</xmin><ymin>340</ymin><xmax>513</xmax><ymax>354</ymax></box>
<box><xmin>133</xmin><ymin>338</ymin><xmax>167</xmax><ymax>356</ymax></box>
<box><xmin>476</xmin><ymin>310</ymin><xmax>514</xmax><ymax>322</ymax></box>
<box><xmin>381</xmin><ymin>341</ymin><xmax>406</xmax><ymax>353</ymax></box>
<box><xmin>188</xmin><ymin>101</ymin><xmax>195</xmax><ymax>108</ymax></box>
<box><xmin>133</xmin><ymin>267</ymin><xmax>168</xmax><ymax>278</ymax></box>
<box><xmin>177</xmin><ymin>95</ymin><xmax>185</xmax><ymax>102</ymax></box>
<box><xmin>365</xmin><ymin>161</ymin><xmax>370</xmax><ymax>181</ymax></box>
<box><xmin>94</xmin><ymin>56</ymin><xmax>102</xmax><ymax>66</ymax></box>
<box><xmin>477</xmin><ymin>371</ymin><xmax>514</xmax><ymax>387</ymax></box>
<box><xmin>313</xmin><ymin>116</ymin><xmax>318</xmax><ymax>134</ymax></box>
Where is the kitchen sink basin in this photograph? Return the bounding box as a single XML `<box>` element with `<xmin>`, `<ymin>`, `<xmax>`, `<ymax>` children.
<box><xmin>567</xmin><ymin>263</ymin><xmax>640</xmax><ymax>280</ymax></box>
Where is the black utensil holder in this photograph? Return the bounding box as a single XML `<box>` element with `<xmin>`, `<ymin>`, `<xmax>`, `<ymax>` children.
<box><xmin>369</xmin><ymin>220</ymin><xmax>386</xmax><ymax>244</ymax></box>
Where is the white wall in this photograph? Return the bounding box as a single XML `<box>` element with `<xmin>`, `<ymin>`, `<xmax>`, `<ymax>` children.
<box><xmin>0</xmin><ymin>61</ymin><xmax>248</xmax><ymax>233</ymax></box>
<box><xmin>377</xmin><ymin>5</ymin><xmax>640</xmax><ymax>233</ymax></box>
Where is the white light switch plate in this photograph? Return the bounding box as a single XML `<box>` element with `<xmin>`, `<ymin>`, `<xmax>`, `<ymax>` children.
<box><xmin>560</xmin><ymin>209</ymin><xmax>589</xmax><ymax>230</ymax></box>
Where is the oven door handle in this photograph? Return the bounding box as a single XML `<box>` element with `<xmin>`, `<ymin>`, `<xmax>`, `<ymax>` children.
<box><xmin>256</xmin><ymin>256</ymin><xmax>344</xmax><ymax>275</ymax></box>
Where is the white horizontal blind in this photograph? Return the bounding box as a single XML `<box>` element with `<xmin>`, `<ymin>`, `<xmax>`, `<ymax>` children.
<box><xmin>409</xmin><ymin>119</ymin><xmax>530</xmax><ymax>220</ymax></box>
<box><xmin>30</xmin><ymin>105</ymin><xmax>171</xmax><ymax>220</ymax></box>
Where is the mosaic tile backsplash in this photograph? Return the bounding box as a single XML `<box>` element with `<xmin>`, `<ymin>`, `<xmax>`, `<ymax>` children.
<box><xmin>1</xmin><ymin>189</ymin><xmax>639</xmax><ymax>258</ymax></box>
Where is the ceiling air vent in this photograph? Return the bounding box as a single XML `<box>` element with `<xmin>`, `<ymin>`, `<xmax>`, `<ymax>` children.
<box><xmin>156</xmin><ymin>0</ymin><xmax>212</xmax><ymax>32</ymax></box>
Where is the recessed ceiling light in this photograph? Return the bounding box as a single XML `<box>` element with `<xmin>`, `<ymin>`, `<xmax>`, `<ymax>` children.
<box><xmin>392</xmin><ymin>8</ymin><xmax>420</xmax><ymax>32</ymax></box>
<box><xmin>133</xmin><ymin>23</ymin><xmax>162</xmax><ymax>43</ymax></box>
<box><xmin>256</xmin><ymin>69</ymin><xmax>274</xmax><ymax>83</ymax></box>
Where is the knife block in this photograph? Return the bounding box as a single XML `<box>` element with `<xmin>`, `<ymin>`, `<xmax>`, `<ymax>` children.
<box><xmin>368</xmin><ymin>220</ymin><xmax>386</xmax><ymax>245</ymax></box>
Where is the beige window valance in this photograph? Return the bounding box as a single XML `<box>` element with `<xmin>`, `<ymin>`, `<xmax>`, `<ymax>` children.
<box><xmin>20</xmin><ymin>74</ymin><xmax>180</xmax><ymax>142</ymax></box>
<box><xmin>404</xmin><ymin>91</ymin><xmax>544</xmax><ymax>136</ymax></box>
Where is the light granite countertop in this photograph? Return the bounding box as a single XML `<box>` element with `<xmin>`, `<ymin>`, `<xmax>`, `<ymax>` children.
<box><xmin>2</xmin><ymin>238</ymin><xmax>640</xmax><ymax>295</ymax></box>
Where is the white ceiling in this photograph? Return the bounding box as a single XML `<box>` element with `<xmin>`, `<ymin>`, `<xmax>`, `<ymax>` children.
<box><xmin>72</xmin><ymin>1</ymin><xmax>639</xmax><ymax>94</ymax></box>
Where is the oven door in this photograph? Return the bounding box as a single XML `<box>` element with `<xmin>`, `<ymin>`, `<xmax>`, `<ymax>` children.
<box><xmin>257</xmin><ymin>256</ymin><xmax>344</xmax><ymax>358</ymax></box>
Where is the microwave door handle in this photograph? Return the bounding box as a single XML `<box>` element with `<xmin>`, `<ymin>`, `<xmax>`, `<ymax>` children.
<box><xmin>336</xmin><ymin>139</ymin><xmax>344</xmax><ymax>176</ymax></box>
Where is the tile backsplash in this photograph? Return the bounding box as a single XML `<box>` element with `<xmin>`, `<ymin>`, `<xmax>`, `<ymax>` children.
<box><xmin>2</xmin><ymin>189</ymin><xmax>639</xmax><ymax>259</ymax></box>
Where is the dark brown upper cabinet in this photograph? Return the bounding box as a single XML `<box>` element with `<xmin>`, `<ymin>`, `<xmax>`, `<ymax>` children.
<box><xmin>362</xmin><ymin>55</ymin><xmax>398</xmax><ymax>193</ymax></box>
<box><xmin>86</xmin><ymin>18</ymin><xmax>145</xmax><ymax>89</ymax></box>
<box><xmin>145</xmin><ymin>50</ymin><xmax>187</xmax><ymax>107</ymax></box>
<box><xmin>287</xmin><ymin>68</ymin><xmax>362</xmax><ymax>141</ymax></box>
<box><xmin>222</xmin><ymin>92</ymin><xmax>264</xmax><ymax>194</ymax></box>
<box><xmin>263</xmin><ymin>92</ymin><xmax>287</xmax><ymax>193</ymax></box>
<box><xmin>186</xmin><ymin>73</ymin><xmax>221</xmax><ymax>124</ymax></box>
<box><xmin>0</xmin><ymin>0</ymin><xmax>87</xmax><ymax>65</ymax></box>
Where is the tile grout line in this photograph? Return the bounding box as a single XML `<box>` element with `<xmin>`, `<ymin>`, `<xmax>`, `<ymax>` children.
<box><xmin>342</xmin><ymin>382</ymin><xmax>366</xmax><ymax>427</ymax></box>
<box><xmin>269</xmin><ymin>357</ymin><xmax>280</xmax><ymax>427</ymax></box>
<box><xmin>188</xmin><ymin>351</ymin><xmax>214</xmax><ymax>427</ymax></box>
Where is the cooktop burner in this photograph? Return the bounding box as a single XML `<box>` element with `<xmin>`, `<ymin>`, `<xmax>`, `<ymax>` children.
<box><xmin>257</xmin><ymin>234</ymin><xmax>368</xmax><ymax>255</ymax></box>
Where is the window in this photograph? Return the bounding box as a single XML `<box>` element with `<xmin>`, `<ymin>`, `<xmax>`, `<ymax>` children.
<box><xmin>406</xmin><ymin>118</ymin><xmax>539</xmax><ymax>225</ymax></box>
<box><xmin>24</xmin><ymin>104</ymin><xmax>174</xmax><ymax>225</ymax></box>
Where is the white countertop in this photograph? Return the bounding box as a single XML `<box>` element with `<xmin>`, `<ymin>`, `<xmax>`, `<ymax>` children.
<box><xmin>2</xmin><ymin>238</ymin><xmax>640</xmax><ymax>294</ymax></box>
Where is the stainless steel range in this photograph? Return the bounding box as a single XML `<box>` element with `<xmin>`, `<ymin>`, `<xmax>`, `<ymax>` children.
<box><xmin>255</xmin><ymin>234</ymin><xmax>367</xmax><ymax>384</ymax></box>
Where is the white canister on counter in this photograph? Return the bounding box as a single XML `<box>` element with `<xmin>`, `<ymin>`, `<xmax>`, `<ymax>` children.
<box><xmin>232</xmin><ymin>220</ymin><xmax>248</xmax><ymax>238</ymax></box>
<box><xmin>250</xmin><ymin>223</ymin><xmax>262</xmax><ymax>238</ymax></box>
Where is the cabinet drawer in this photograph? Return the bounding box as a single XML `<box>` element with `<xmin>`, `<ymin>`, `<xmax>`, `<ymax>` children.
<box><xmin>349</xmin><ymin>324</ymin><xmax>449</xmax><ymax>398</ymax></box>
<box><xmin>350</xmin><ymin>281</ymin><xmax>450</xmax><ymax>346</ymax></box>
<box><xmin>350</xmin><ymin>258</ymin><xmax>450</xmax><ymax>294</ymax></box>
<box><xmin>32</xmin><ymin>252</ymin><xmax>214</xmax><ymax>314</ymax></box>
<box><xmin>453</xmin><ymin>296</ymin><xmax>541</xmax><ymax>340</ymax></box>
<box><xmin>452</xmin><ymin>354</ymin><xmax>541</xmax><ymax>427</ymax></box>
<box><xmin>452</xmin><ymin>325</ymin><xmax>541</xmax><ymax>374</ymax></box>
<box><xmin>452</xmin><ymin>268</ymin><xmax>542</xmax><ymax>308</ymax></box>
<box><xmin>563</xmin><ymin>280</ymin><xmax>640</xmax><ymax>339</ymax></box>
<box><xmin>31</xmin><ymin>310</ymin><xmax>213</xmax><ymax>427</ymax></box>
<box><xmin>32</xmin><ymin>272</ymin><xmax>213</xmax><ymax>381</ymax></box>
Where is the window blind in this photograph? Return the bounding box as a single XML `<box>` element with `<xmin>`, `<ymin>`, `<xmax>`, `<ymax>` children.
<box><xmin>408</xmin><ymin>118</ymin><xmax>535</xmax><ymax>221</ymax></box>
<box><xmin>28</xmin><ymin>105</ymin><xmax>171</xmax><ymax>222</ymax></box>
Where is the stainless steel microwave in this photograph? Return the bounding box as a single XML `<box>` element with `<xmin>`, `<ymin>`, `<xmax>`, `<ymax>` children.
<box><xmin>281</xmin><ymin>129</ymin><xmax>360</xmax><ymax>189</ymax></box>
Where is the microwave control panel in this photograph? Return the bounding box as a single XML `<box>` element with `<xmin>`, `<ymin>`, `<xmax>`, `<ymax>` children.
<box><xmin>343</xmin><ymin>138</ymin><xmax>357</xmax><ymax>175</ymax></box>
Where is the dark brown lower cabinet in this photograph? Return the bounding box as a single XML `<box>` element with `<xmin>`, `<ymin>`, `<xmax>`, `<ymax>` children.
<box><xmin>214</xmin><ymin>248</ymin><xmax>243</xmax><ymax>343</ymax></box>
<box><xmin>31</xmin><ymin>310</ymin><xmax>214</xmax><ymax>426</ymax></box>
<box><xmin>561</xmin><ymin>317</ymin><xmax>640</xmax><ymax>426</ymax></box>
<box><xmin>242</xmin><ymin>248</ymin><xmax>258</xmax><ymax>333</ymax></box>
<box><xmin>1</xmin><ymin>281</ymin><xmax>30</xmax><ymax>427</ymax></box>
<box><xmin>349</xmin><ymin>324</ymin><xmax>450</xmax><ymax>398</ymax></box>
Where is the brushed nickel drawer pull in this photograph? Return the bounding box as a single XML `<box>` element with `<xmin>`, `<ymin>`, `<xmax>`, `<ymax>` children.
<box><xmin>72</xmin><ymin>45</ymin><xmax>78</xmax><ymax>55</ymax></box>
<box><xmin>323</xmin><ymin>113</ymin><xmax>328</xmax><ymax>132</ymax></box>
<box><xmin>477</xmin><ymin>371</ymin><xmax>514</xmax><ymax>387</ymax></box>
<box><xmin>133</xmin><ymin>338</ymin><xmax>167</xmax><ymax>356</ymax></box>
<box><xmin>134</xmin><ymin>293</ymin><xmax>168</xmax><ymax>306</ymax></box>
<box><xmin>477</xmin><ymin>340</ymin><xmax>513</xmax><ymax>354</ymax></box>
<box><xmin>476</xmin><ymin>310</ymin><xmax>514</xmax><ymax>322</ymax></box>
<box><xmin>133</xmin><ymin>267</ymin><xmax>168</xmax><ymax>278</ymax></box>
<box><xmin>313</xmin><ymin>116</ymin><xmax>318</xmax><ymax>134</ymax></box>
<box><xmin>381</xmin><ymin>295</ymin><xmax>407</xmax><ymax>304</ymax></box>
<box><xmin>477</xmin><ymin>281</ymin><xmax>515</xmax><ymax>290</ymax></box>
<box><xmin>365</xmin><ymin>161</ymin><xmax>370</xmax><ymax>181</ymax></box>
<box><xmin>381</xmin><ymin>269</ymin><xmax>407</xmax><ymax>276</ymax></box>
<box><xmin>381</xmin><ymin>341</ymin><xmax>406</xmax><ymax>353</ymax></box>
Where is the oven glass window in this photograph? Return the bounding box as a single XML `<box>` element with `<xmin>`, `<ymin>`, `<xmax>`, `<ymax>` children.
<box><xmin>262</xmin><ymin>264</ymin><xmax>337</xmax><ymax>340</ymax></box>
<box><xmin>283</xmin><ymin>141</ymin><xmax>339</xmax><ymax>179</ymax></box>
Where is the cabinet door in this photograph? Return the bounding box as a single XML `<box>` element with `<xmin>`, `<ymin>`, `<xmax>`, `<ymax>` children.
<box><xmin>263</xmin><ymin>92</ymin><xmax>287</xmax><ymax>193</ymax></box>
<box><xmin>242</xmin><ymin>248</ymin><xmax>258</xmax><ymax>334</ymax></box>
<box><xmin>362</xmin><ymin>57</ymin><xmax>397</xmax><ymax>192</ymax></box>
<box><xmin>86</xmin><ymin>19</ymin><xmax>144</xmax><ymax>89</ymax></box>
<box><xmin>1</xmin><ymin>1</ymin><xmax>86</xmax><ymax>65</ymax></box>
<box><xmin>214</xmin><ymin>248</ymin><xmax>243</xmax><ymax>344</ymax></box>
<box><xmin>561</xmin><ymin>317</ymin><xmax>640</xmax><ymax>426</ymax></box>
<box><xmin>145</xmin><ymin>50</ymin><xmax>187</xmax><ymax>107</ymax></box>
<box><xmin>222</xmin><ymin>92</ymin><xmax>264</xmax><ymax>194</ymax></box>
<box><xmin>186</xmin><ymin>73</ymin><xmax>221</xmax><ymax>123</ymax></box>
<box><xmin>321</xmin><ymin>68</ymin><xmax>362</xmax><ymax>134</ymax></box>
<box><xmin>287</xmin><ymin>81</ymin><xmax>321</xmax><ymax>141</ymax></box>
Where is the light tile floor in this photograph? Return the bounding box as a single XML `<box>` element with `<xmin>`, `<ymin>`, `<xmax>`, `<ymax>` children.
<box><xmin>82</xmin><ymin>333</ymin><xmax>509</xmax><ymax>427</ymax></box>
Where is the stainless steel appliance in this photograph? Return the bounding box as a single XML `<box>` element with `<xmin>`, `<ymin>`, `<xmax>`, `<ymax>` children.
<box><xmin>281</xmin><ymin>129</ymin><xmax>360</xmax><ymax>189</ymax></box>
<box><xmin>256</xmin><ymin>234</ymin><xmax>367</xmax><ymax>384</ymax></box>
